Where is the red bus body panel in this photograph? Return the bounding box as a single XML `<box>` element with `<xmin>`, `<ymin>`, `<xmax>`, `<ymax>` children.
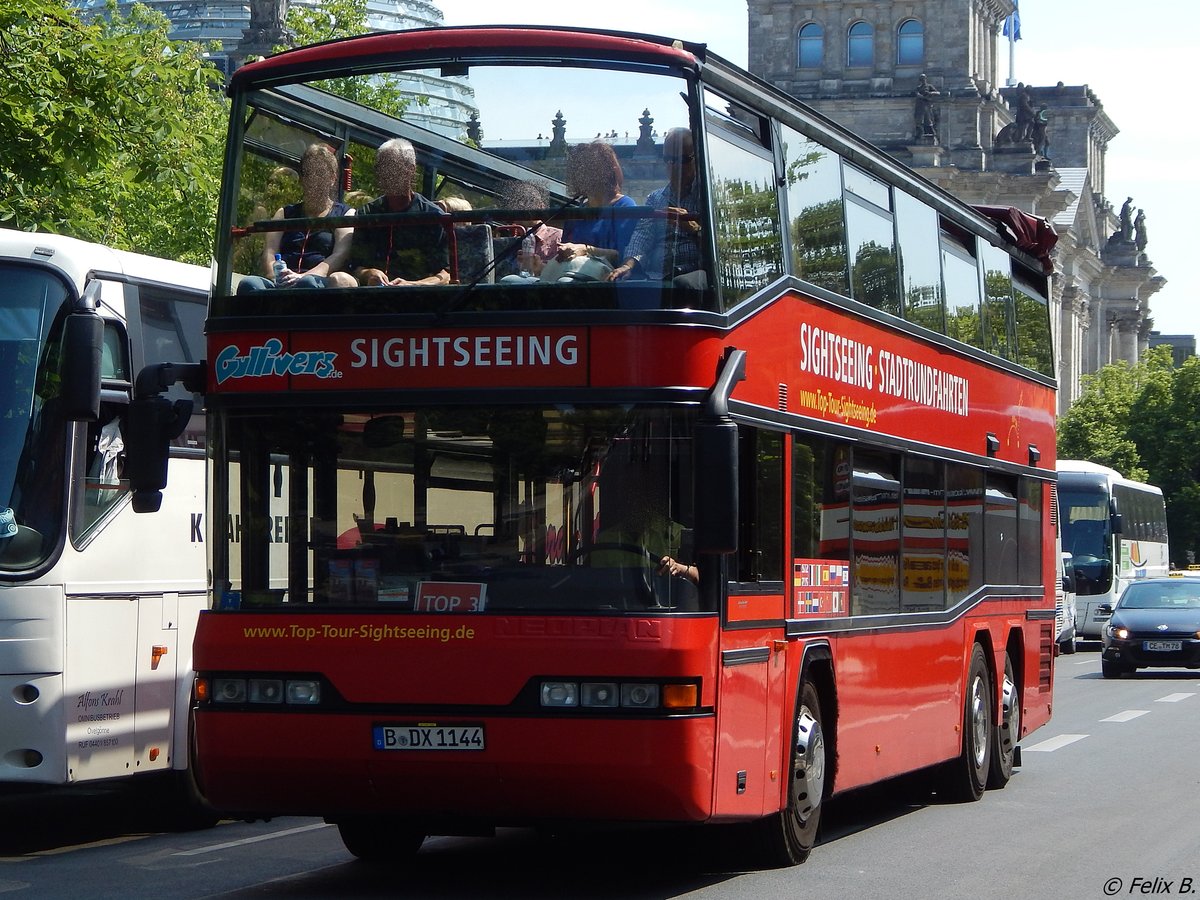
<box><xmin>198</xmin><ymin>288</ymin><xmax>1056</xmax><ymax>823</ymax></box>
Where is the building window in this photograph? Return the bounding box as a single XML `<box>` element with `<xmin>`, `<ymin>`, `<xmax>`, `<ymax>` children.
<box><xmin>797</xmin><ymin>22</ymin><xmax>823</xmax><ymax>69</ymax></box>
<box><xmin>847</xmin><ymin>21</ymin><xmax>874</xmax><ymax>68</ymax></box>
<box><xmin>897</xmin><ymin>19</ymin><xmax>924</xmax><ymax>66</ymax></box>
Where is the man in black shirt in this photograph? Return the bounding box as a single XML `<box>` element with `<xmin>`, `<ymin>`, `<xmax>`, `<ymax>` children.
<box><xmin>347</xmin><ymin>138</ymin><xmax>451</xmax><ymax>286</ymax></box>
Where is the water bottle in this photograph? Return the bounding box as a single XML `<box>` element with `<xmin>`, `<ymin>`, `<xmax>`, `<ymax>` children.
<box><xmin>273</xmin><ymin>253</ymin><xmax>286</xmax><ymax>286</ymax></box>
<box><xmin>519</xmin><ymin>233</ymin><xmax>536</xmax><ymax>277</ymax></box>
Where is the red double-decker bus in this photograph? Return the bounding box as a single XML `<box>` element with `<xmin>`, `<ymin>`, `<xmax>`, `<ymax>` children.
<box><xmin>132</xmin><ymin>26</ymin><xmax>1060</xmax><ymax>866</ymax></box>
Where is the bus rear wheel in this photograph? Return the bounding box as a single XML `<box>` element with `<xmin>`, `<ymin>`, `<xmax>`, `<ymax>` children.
<box><xmin>938</xmin><ymin>643</ymin><xmax>992</xmax><ymax>802</ymax></box>
<box><xmin>337</xmin><ymin>817</ymin><xmax>425</xmax><ymax>862</ymax></box>
<box><xmin>754</xmin><ymin>680</ymin><xmax>826</xmax><ymax>867</ymax></box>
<box><xmin>987</xmin><ymin>650</ymin><xmax>1019</xmax><ymax>790</ymax></box>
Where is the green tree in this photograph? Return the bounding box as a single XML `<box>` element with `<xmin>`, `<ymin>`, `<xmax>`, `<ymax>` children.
<box><xmin>0</xmin><ymin>0</ymin><xmax>227</xmax><ymax>264</ymax></box>
<box><xmin>279</xmin><ymin>0</ymin><xmax>416</xmax><ymax>121</ymax></box>
<box><xmin>1057</xmin><ymin>358</ymin><xmax>1150</xmax><ymax>480</ymax></box>
<box><xmin>1059</xmin><ymin>347</ymin><xmax>1200</xmax><ymax>566</ymax></box>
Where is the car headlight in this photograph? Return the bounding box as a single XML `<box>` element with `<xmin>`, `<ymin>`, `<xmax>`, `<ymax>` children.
<box><xmin>1106</xmin><ymin>623</ymin><xmax>1130</xmax><ymax>640</ymax></box>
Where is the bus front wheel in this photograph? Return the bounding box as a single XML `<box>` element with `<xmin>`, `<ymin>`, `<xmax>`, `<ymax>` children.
<box><xmin>754</xmin><ymin>680</ymin><xmax>826</xmax><ymax>867</ymax></box>
<box><xmin>337</xmin><ymin>817</ymin><xmax>425</xmax><ymax>862</ymax></box>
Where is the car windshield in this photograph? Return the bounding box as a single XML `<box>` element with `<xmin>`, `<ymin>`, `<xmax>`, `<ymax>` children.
<box><xmin>0</xmin><ymin>266</ymin><xmax>70</xmax><ymax>572</ymax></box>
<box><xmin>1118</xmin><ymin>583</ymin><xmax>1200</xmax><ymax>610</ymax></box>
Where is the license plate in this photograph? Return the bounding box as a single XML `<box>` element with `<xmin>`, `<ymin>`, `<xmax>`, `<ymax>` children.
<box><xmin>1143</xmin><ymin>640</ymin><xmax>1182</xmax><ymax>652</ymax></box>
<box><xmin>373</xmin><ymin>724</ymin><xmax>485</xmax><ymax>751</ymax></box>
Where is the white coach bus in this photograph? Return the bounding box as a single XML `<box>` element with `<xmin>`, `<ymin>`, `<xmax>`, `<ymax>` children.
<box><xmin>0</xmin><ymin>231</ymin><xmax>212</xmax><ymax>823</ymax></box>
<box><xmin>1057</xmin><ymin>460</ymin><xmax>1170</xmax><ymax>639</ymax></box>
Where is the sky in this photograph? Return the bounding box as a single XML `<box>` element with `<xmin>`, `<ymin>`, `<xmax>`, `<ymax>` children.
<box><xmin>439</xmin><ymin>2</ymin><xmax>1198</xmax><ymax>338</ymax></box>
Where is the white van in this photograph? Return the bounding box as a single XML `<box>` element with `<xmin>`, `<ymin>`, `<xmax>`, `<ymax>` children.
<box><xmin>1056</xmin><ymin>549</ymin><xmax>1078</xmax><ymax>654</ymax></box>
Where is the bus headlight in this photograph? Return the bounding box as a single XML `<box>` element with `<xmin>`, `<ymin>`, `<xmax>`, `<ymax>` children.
<box><xmin>247</xmin><ymin>678</ymin><xmax>284</xmax><ymax>704</ymax></box>
<box><xmin>213</xmin><ymin>678</ymin><xmax>247</xmax><ymax>703</ymax></box>
<box><xmin>285</xmin><ymin>680</ymin><xmax>321</xmax><ymax>704</ymax></box>
<box><xmin>620</xmin><ymin>683</ymin><xmax>660</xmax><ymax>708</ymax></box>
<box><xmin>540</xmin><ymin>682</ymin><xmax>579</xmax><ymax>707</ymax></box>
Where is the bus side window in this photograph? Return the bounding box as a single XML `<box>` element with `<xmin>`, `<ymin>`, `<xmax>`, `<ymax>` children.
<box><xmin>734</xmin><ymin>427</ymin><xmax>784</xmax><ymax>584</ymax></box>
<box><xmin>705</xmin><ymin>120</ymin><xmax>783</xmax><ymax>309</ymax></box>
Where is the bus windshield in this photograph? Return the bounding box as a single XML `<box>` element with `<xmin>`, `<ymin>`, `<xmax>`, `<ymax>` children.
<box><xmin>222</xmin><ymin>404</ymin><xmax>704</xmax><ymax>613</ymax></box>
<box><xmin>0</xmin><ymin>266</ymin><xmax>70</xmax><ymax>571</ymax></box>
<box><xmin>221</xmin><ymin>57</ymin><xmax>717</xmax><ymax>309</ymax></box>
<box><xmin>1059</xmin><ymin>486</ymin><xmax>1112</xmax><ymax>595</ymax></box>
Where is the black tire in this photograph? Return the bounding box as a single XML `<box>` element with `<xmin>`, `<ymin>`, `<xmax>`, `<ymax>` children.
<box><xmin>1101</xmin><ymin>658</ymin><xmax>1129</xmax><ymax>679</ymax></box>
<box><xmin>938</xmin><ymin>643</ymin><xmax>992</xmax><ymax>802</ymax></box>
<box><xmin>337</xmin><ymin>817</ymin><xmax>425</xmax><ymax>862</ymax></box>
<box><xmin>163</xmin><ymin>713</ymin><xmax>221</xmax><ymax>831</ymax></box>
<box><xmin>1058</xmin><ymin>637</ymin><xmax>1076</xmax><ymax>655</ymax></box>
<box><xmin>162</xmin><ymin>767</ymin><xmax>222</xmax><ymax>831</ymax></box>
<box><xmin>753</xmin><ymin>680</ymin><xmax>826</xmax><ymax>867</ymax></box>
<box><xmin>987</xmin><ymin>650</ymin><xmax>1020</xmax><ymax>790</ymax></box>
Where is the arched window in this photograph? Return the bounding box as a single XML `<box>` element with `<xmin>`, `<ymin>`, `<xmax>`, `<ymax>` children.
<box><xmin>847</xmin><ymin>21</ymin><xmax>874</xmax><ymax>69</ymax></box>
<box><xmin>797</xmin><ymin>22</ymin><xmax>824</xmax><ymax>69</ymax></box>
<box><xmin>897</xmin><ymin>19</ymin><xmax>924</xmax><ymax>66</ymax></box>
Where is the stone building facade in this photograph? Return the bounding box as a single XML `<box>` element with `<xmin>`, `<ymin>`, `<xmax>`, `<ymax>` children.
<box><xmin>748</xmin><ymin>0</ymin><xmax>1165</xmax><ymax>413</ymax></box>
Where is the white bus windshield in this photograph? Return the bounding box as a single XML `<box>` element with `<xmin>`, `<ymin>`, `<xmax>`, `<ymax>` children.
<box><xmin>0</xmin><ymin>267</ymin><xmax>70</xmax><ymax>571</ymax></box>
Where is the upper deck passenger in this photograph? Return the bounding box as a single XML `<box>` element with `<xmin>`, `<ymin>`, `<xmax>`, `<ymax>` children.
<box><xmin>346</xmin><ymin>138</ymin><xmax>451</xmax><ymax>287</ymax></box>
<box><xmin>238</xmin><ymin>143</ymin><xmax>355</xmax><ymax>293</ymax></box>
<box><xmin>552</xmin><ymin>141</ymin><xmax>637</xmax><ymax>274</ymax></box>
<box><xmin>609</xmin><ymin>127</ymin><xmax>707</xmax><ymax>290</ymax></box>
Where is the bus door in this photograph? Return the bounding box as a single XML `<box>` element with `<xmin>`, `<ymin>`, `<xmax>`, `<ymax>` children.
<box><xmin>713</xmin><ymin>428</ymin><xmax>789</xmax><ymax>817</ymax></box>
<box><xmin>65</xmin><ymin>595</ymin><xmax>140</xmax><ymax>780</ymax></box>
<box><xmin>133</xmin><ymin>592</ymin><xmax>179</xmax><ymax>773</ymax></box>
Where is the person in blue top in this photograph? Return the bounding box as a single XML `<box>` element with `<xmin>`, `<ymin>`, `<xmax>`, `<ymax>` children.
<box><xmin>609</xmin><ymin>127</ymin><xmax>707</xmax><ymax>290</ymax></box>
<box><xmin>237</xmin><ymin>143</ymin><xmax>356</xmax><ymax>292</ymax></box>
<box><xmin>554</xmin><ymin>140</ymin><xmax>638</xmax><ymax>272</ymax></box>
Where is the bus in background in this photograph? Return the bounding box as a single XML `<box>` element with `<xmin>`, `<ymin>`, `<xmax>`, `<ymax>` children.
<box><xmin>135</xmin><ymin>27</ymin><xmax>1059</xmax><ymax>865</ymax></box>
<box><xmin>1052</xmin><ymin>485</ymin><xmax>1078</xmax><ymax>655</ymax></box>
<box><xmin>0</xmin><ymin>231</ymin><xmax>213</xmax><ymax>824</ymax></box>
<box><xmin>1056</xmin><ymin>460</ymin><xmax>1169</xmax><ymax>639</ymax></box>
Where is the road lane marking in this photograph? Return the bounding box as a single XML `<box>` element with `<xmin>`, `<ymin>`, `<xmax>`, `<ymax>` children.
<box><xmin>1101</xmin><ymin>710</ymin><xmax>1149</xmax><ymax>722</ymax></box>
<box><xmin>1022</xmin><ymin>733</ymin><xmax>1088</xmax><ymax>752</ymax></box>
<box><xmin>1155</xmin><ymin>692</ymin><xmax>1195</xmax><ymax>703</ymax></box>
<box><xmin>173</xmin><ymin>822</ymin><xmax>331</xmax><ymax>856</ymax></box>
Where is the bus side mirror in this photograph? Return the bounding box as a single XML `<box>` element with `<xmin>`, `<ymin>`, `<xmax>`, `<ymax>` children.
<box><xmin>60</xmin><ymin>311</ymin><xmax>103</xmax><ymax>421</ymax></box>
<box><xmin>1110</xmin><ymin>512</ymin><xmax>1124</xmax><ymax>535</ymax></box>
<box><xmin>693</xmin><ymin>419</ymin><xmax>738</xmax><ymax>555</ymax></box>
<box><xmin>125</xmin><ymin>362</ymin><xmax>204</xmax><ymax>513</ymax></box>
<box><xmin>126</xmin><ymin>395</ymin><xmax>193</xmax><ymax>513</ymax></box>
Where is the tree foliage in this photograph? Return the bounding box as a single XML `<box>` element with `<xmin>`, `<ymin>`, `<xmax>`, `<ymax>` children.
<box><xmin>0</xmin><ymin>0</ymin><xmax>228</xmax><ymax>264</ymax></box>
<box><xmin>279</xmin><ymin>0</ymin><xmax>415</xmax><ymax>120</ymax></box>
<box><xmin>1059</xmin><ymin>347</ymin><xmax>1200</xmax><ymax>565</ymax></box>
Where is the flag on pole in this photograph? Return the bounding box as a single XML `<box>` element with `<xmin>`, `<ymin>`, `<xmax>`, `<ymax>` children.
<box><xmin>1003</xmin><ymin>1</ymin><xmax>1022</xmax><ymax>40</ymax></box>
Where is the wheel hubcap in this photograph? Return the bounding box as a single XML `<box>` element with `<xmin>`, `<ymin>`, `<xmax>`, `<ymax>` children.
<box><xmin>793</xmin><ymin>706</ymin><xmax>825</xmax><ymax>823</ymax></box>
<box><xmin>998</xmin><ymin>670</ymin><xmax>1019</xmax><ymax>757</ymax></box>
<box><xmin>969</xmin><ymin>675</ymin><xmax>988</xmax><ymax>768</ymax></box>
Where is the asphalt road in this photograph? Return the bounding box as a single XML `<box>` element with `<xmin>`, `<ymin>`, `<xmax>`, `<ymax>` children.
<box><xmin>2</xmin><ymin>644</ymin><xmax>1195</xmax><ymax>900</ymax></box>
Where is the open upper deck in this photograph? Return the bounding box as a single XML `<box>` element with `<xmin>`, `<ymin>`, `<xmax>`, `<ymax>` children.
<box><xmin>215</xmin><ymin>25</ymin><xmax>1055</xmax><ymax>382</ymax></box>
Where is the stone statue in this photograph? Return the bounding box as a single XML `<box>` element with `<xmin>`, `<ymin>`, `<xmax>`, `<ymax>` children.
<box><xmin>994</xmin><ymin>85</ymin><xmax>1040</xmax><ymax>147</ymax></box>
<box><xmin>1031</xmin><ymin>107</ymin><xmax>1050</xmax><ymax>158</ymax></box>
<box><xmin>913</xmin><ymin>74</ymin><xmax>940</xmax><ymax>142</ymax></box>
<box><xmin>547</xmin><ymin>110</ymin><xmax>568</xmax><ymax>158</ymax></box>
<box><xmin>248</xmin><ymin>0</ymin><xmax>287</xmax><ymax>32</ymax></box>
<box><xmin>1014</xmin><ymin>84</ymin><xmax>1035</xmax><ymax>142</ymax></box>
<box><xmin>1118</xmin><ymin>197</ymin><xmax>1134</xmax><ymax>242</ymax></box>
<box><xmin>1134</xmin><ymin>209</ymin><xmax>1147</xmax><ymax>253</ymax></box>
